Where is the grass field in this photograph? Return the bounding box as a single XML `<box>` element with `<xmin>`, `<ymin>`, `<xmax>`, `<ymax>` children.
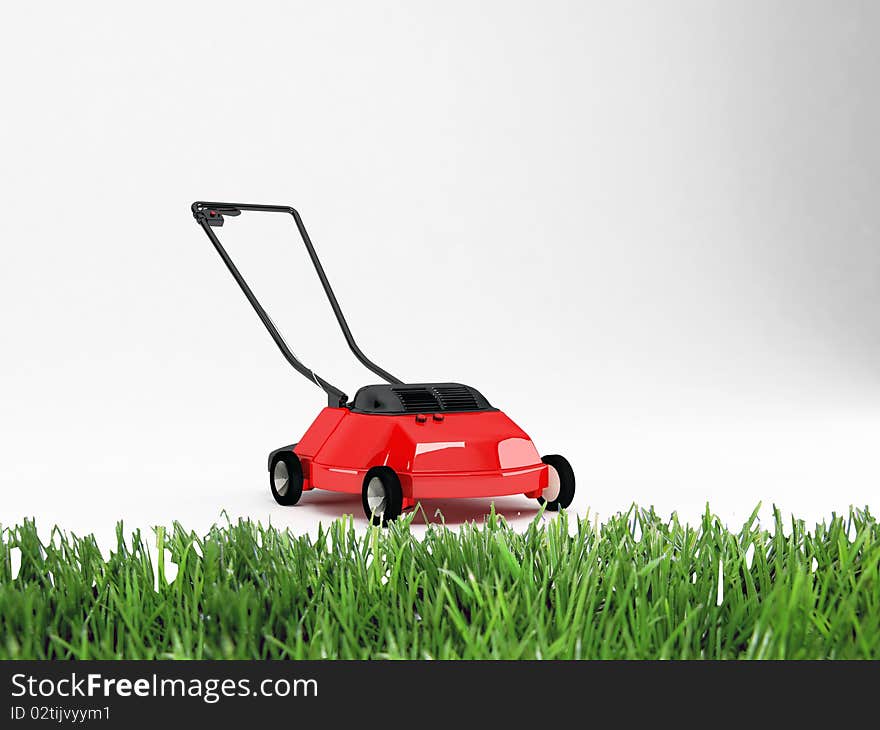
<box><xmin>1</xmin><ymin>506</ymin><xmax>878</xmax><ymax>659</ymax></box>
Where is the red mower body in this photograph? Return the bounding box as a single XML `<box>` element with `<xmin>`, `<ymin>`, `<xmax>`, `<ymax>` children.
<box><xmin>288</xmin><ymin>406</ymin><xmax>548</xmax><ymax>507</ymax></box>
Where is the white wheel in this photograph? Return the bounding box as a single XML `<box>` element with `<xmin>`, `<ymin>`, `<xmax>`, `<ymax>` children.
<box><xmin>537</xmin><ymin>454</ymin><xmax>575</xmax><ymax>511</ymax></box>
<box><xmin>542</xmin><ymin>464</ymin><xmax>561</xmax><ymax>503</ymax></box>
<box><xmin>269</xmin><ymin>452</ymin><xmax>303</xmax><ymax>505</ymax></box>
<box><xmin>366</xmin><ymin>476</ymin><xmax>387</xmax><ymax>518</ymax></box>
<box><xmin>361</xmin><ymin>468</ymin><xmax>403</xmax><ymax>526</ymax></box>
<box><xmin>273</xmin><ymin>459</ymin><xmax>290</xmax><ymax>496</ymax></box>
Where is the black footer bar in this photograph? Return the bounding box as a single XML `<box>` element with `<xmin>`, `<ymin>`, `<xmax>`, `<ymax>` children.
<box><xmin>1</xmin><ymin>660</ymin><xmax>874</xmax><ymax>726</ymax></box>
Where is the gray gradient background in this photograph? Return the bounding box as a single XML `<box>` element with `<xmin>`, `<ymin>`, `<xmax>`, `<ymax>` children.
<box><xmin>1</xmin><ymin>1</ymin><xmax>877</xmax><ymax>543</ymax></box>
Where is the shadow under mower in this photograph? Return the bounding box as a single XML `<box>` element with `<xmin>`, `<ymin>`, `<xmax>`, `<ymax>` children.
<box><xmin>192</xmin><ymin>202</ymin><xmax>575</xmax><ymax>525</ymax></box>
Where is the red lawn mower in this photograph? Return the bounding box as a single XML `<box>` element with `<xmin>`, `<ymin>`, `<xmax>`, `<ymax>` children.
<box><xmin>192</xmin><ymin>202</ymin><xmax>575</xmax><ymax>525</ymax></box>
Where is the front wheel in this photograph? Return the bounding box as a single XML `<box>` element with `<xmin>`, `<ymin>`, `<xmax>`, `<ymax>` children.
<box><xmin>362</xmin><ymin>467</ymin><xmax>403</xmax><ymax>526</ymax></box>
<box><xmin>270</xmin><ymin>452</ymin><xmax>303</xmax><ymax>505</ymax></box>
<box><xmin>537</xmin><ymin>454</ymin><xmax>575</xmax><ymax>511</ymax></box>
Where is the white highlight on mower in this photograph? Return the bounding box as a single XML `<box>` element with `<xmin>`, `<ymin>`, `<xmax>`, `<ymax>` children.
<box><xmin>414</xmin><ymin>441</ymin><xmax>466</xmax><ymax>456</ymax></box>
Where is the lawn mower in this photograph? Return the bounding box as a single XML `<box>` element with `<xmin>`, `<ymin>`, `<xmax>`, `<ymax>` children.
<box><xmin>191</xmin><ymin>202</ymin><xmax>575</xmax><ymax>525</ymax></box>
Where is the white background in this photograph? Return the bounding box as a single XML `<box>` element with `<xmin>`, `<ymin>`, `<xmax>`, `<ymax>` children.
<box><xmin>1</xmin><ymin>1</ymin><xmax>878</xmax><ymax>546</ymax></box>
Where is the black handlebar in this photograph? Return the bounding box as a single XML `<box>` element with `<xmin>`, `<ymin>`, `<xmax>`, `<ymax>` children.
<box><xmin>192</xmin><ymin>201</ymin><xmax>403</xmax><ymax>406</ymax></box>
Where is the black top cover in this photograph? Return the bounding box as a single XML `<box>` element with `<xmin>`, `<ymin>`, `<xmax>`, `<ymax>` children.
<box><xmin>350</xmin><ymin>383</ymin><xmax>494</xmax><ymax>414</ymax></box>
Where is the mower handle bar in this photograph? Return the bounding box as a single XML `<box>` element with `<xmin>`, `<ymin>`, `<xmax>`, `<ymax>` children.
<box><xmin>191</xmin><ymin>201</ymin><xmax>403</xmax><ymax>406</ymax></box>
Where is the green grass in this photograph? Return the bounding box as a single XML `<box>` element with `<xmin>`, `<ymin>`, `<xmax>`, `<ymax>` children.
<box><xmin>1</xmin><ymin>506</ymin><xmax>878</xmax><ymax>659</ymax></box>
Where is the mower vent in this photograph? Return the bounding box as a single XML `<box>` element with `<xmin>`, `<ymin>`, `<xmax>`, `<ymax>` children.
<box><xmin>394</xmin><ymin>387</ymin><xmax>441</xmax><ymax>413</ymax></box>
<box><xmin>433</xmin><ymin>384</ymin><xmax>480</xmax><ymax>411</ymax></box>
<box><xmin>350</xmin><ymin>383</ymin><xmax>495</xmax><ymax>415</ymax></box>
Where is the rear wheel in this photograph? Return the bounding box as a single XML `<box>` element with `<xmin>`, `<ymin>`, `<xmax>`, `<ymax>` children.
<box><xmin>537</xmin><ymin>454</ymin><xmax>575</xmax><ymax>511</ymax></box>
<box><xmin>362</xmin><ymin>467</ymin><xmax>403</xmax><ymax>526</ymax></box>
<box><xmin>270</xmin><ymin>452</ymin><xmax>303</xmax><ymax>505</ymax></box>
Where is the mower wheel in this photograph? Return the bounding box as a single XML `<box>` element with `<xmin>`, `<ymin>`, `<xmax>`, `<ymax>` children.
<box><xmin>362</xmin><ymin>467</ymin><xmax>403</xmax><ymax>526</ymax></box>
<box><xmin>537</xmin><ymin>454</ymin><xmax>575</xmax><ymax>511</ymax></box>
<box><xmin>270</xmin><ymin>452</ymin><xmax>303</xmax><ymax>506</ymax></box>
